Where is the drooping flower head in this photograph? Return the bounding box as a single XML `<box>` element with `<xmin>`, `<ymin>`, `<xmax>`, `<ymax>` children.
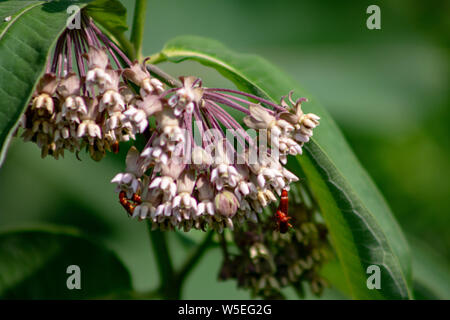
<box><xmin>19</xmin><ymin>13</ymin><xmax>163</xmax><ymax>160</ymax></box>
<box><xmin>112</xmin><ymin>74</ymin><xmax>320</xmax><ymax>232</ymax></box>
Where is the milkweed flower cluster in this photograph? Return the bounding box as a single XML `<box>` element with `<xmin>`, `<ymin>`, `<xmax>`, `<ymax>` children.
<box><xmin>219</xmin><ymin>184</ymin><xmax>329</xmax><ymax>298</ymax></box>
<box><xmin>17</xmin><ymin>12</ymin><xmax>321</xmax><ymax>233</ymax></box>
<box><xmin>10</xmin><ymin>5</ymin><xmax>330</xmax><ymax>300</ymax></box>
<box><xmin>112</xmin><ymin>75</ymin><xmax>320</xmax><ymax>232</ymax></box>
<box><xmin>18</xmin><ymin>15</ymin><xmax>164</xmax><ymax>160</ymax></box>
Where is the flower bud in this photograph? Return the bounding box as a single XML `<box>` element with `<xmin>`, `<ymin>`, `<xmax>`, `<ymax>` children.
<box><xmin>214</xmin><ymin>190</ymin><xmax>239</xmax><ymax>217</ymax></box>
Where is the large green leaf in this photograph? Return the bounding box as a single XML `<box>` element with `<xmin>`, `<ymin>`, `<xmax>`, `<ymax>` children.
<box><xmin>409</xmin><ymin>237</ymin><xmax>450</xmax><ymax>300</ymax></box>
<box><xmin>0</xmin><ymin>226</ymin><xmax>131</xmax><ymax>299</ymax></box>
<box><xmin>153</xmin><ymin>35</ymin><xmax>413</xmax><ymax>299</ymax></box>
<box><xmin>84</xmin><ymin>0</ymin><xmax>134</xmax><ymax>60</ymax></box>
<box><xmin>85</xmin><ymin>0</ymin><xmax>128</xmax><ymax>34</ymax></box>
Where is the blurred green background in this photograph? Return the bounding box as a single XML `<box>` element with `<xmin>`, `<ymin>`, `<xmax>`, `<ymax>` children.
<box><xmin>0</xmin><ymin>0</ymin><xmax>448</xmax><ymax>299</ymax></box>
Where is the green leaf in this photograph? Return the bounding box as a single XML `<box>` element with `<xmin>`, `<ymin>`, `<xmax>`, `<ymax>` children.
<box><xmin>84</xmin><ymin>0</ymin><xmax>134</xmax><ymax>60</ymax></box>
<box><xmin>155</xmin><ymin>35</ymin><xmax>413</xmax><ymax>299</ymax></box>
<box><xmin>409</xmin><ymin>237</ymin><xmax>450</xmax><ymax>300</ymax></box>
<box><xmin>0</xmin><ymin>225</ymin><xmax>132</xmax><ymax>299</ymax></box>
<box><xmin>85</xmin><ymin>0</ymin><xmax>128</xmax><ymax>34</ymax></box>
<box><xmin>0</xmin><ymin>0</ymin><xmax>91</xmax><ymax>166</ymax></box>
<box><xmin>0</xmin><ymin>1</ymin><xmax>39</xmax><ymax>36</ymax></box>
<box><xmin>320</xmin><ymin>256</ymin><xmax>352</xmax><ymax>298</ymax></box>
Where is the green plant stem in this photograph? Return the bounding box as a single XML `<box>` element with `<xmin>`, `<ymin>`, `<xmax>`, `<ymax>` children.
<box><xmin>218</xmin><ymin>232</ymin><xmax>230</xmax><ymax>260</ymax></box>
<box><xmin>146</xmin><ymin>64</ymin><xmax>182</xmax><ymax>87</ymax></box>
<box><xmin>130</xmin><ymin>0</ymin><xmax>147</xmax><ymax>62</ymax></box>
<box><xmin>146</xmin><ymin>222</ymin><xmax>215</xmax><ymax>299</ymax></box>
<box><xmin>112</xmin><ymin>31</ymin><xmax>135</xmax><ymax>61</ymax></box>
<box><xmin>175</xmin><ymin>231</ymin><xmax>215</xmax><ymax>288</ymax></box>
<box><xmin>146</xmin><ymin>222</ymin><xmax>179</xmax><ymax>299</ymax></box>
<box><xmin>129</xmin><ymin>288</ymin><xmax>162</xmax><ymax>300</ymax></box>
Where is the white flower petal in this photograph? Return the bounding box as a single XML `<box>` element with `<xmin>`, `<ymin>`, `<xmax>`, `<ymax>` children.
<box><xmin>149</xmin><ymin>177</ymin><xmax>161</xmax><ymax>189</ymax></box>
<box><xmin>111</xmin><ymin>173</ymin><xmax>124</xmax><ymax>184</ymax></box>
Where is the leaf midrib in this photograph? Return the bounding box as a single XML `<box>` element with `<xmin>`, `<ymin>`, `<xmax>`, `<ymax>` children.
<box><xmin>304</xmin><ymin>143</ymin><xmax>411</xmax><ymax>298</ymax></box>
<box><xmin>0</xmin><ymin>1</ymin><xmax>44</xmax><ymax>41</ymax></box>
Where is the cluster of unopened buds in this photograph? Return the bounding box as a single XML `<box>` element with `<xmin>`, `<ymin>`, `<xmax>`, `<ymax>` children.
<box><xmin>111</xmin><ymin>77</ymin><xmax>320</xmax><ymax>232</ymax></box>
<box><xmin>19</xmin><ymin>15</ymin><xmax>164</xmax><ymax>160</ymax></box>
<box><xmin>219</xmin><ymin>184</ymin><xmax>329</xmax><ymax>298</ymax></box>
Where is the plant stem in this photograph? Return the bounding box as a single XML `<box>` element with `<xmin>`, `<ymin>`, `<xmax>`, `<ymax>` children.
<box><xmin>175</xmin><ymin>231</ymin><xmax>215</xmax><ymax>289</ymax></box>
<box><xmin>146</xmin><ymin>64</ymin><xmax>182</xmax><ymax>87</ymax></box>
<box><xmin>146</xmin><ymin>222</ymin><xmax>215</xmax><ymax>299</ymax></box>
<box><xmin>111</xmin><ymin>31</ymin><xmax>135</xmax><ymax>61</ymax></box>
<box><xmin>218</xmin><ymin>232</ymin><xmax>230</xmax><ymax>260</ymax></box>
<box><xmin>131</xmin><ymin>0</ymin><xmax>147</xmax><ymax>62</ymax></box>
<box><xmin>146</xmin><ymin>222</ymin><xmax>179</xmax><ymax>299</ymax></box>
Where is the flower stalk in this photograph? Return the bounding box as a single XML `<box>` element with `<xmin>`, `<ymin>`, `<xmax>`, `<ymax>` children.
<box><xmin>147</xmin><ymin>222</ymin><xmax>215</xmax><ymax>299</ymax></box>
<box><xmin>131</xmin><ymin>0</ymin><xmax>147</xmax><ymax>62</ymax></box>
<box><xmin>147</xmin><ymin>224</ymin><xmax>179</xmax><ymax>299</ymax></box>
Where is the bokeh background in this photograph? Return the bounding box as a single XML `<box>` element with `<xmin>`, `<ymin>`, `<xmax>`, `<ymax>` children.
<box><xmin>0</xmin><ymin>0</ymin><xmax>448</xmax><ymax>299</ymax></box>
